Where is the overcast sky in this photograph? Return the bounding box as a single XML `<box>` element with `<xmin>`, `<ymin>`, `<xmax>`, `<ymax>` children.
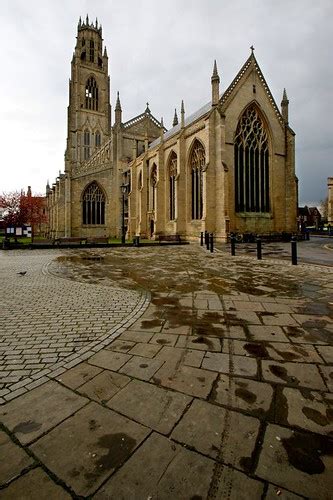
<box><xmin>1</xmin><ymin>0</ymin><xmax>332</xmax><ymax>206</ymax></box>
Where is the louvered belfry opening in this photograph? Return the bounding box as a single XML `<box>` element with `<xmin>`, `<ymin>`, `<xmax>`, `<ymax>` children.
<box><xmin>85</xmin><ymin>76</ymin><xmax>98</xmax><ymax>111</ymax></box>
<box><xmin>82</xmin><ymin>182</ymin><xmax>105</xmax><ymax>225</ymax></box>
<box><xmin>169</xmin><ymin>151</ymin><xmax>177</xmax><ymax>220</ymax></box>
<box><xmin>191</xmin><ymin>140</ymin><xmax>205</xmax><ymax>220</ymax></box>
<box><xmin>234</xmin><ymin>105</ymin><xmax>270</xmax><ymax>213</ymax></box>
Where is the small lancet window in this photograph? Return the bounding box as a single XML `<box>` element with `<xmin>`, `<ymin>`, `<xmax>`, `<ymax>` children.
<box><xmin>82</xmin><ymin>182</ymin><xmax>105</xmax><ymax>225</ymax></box>
<box><xmin>168</xmin><ymin>151</ymin><xmax>177</xmax><ymax>220</ymax></box>
<box><xmin>234</xmin><ymin>105</ymin><xmax>270</xmax><ymax>213</ymax></box>
<box><xmin>83</xmin><ymin>129</ymin><xmax>90</xmax><ymax>160</ymax></box>
<box><xmin>190</xmin><ymin>140</ymin><xmax>205</xmax><ymax>220</ymax></box>
<box><xmin>95</xmin><ymin>131</ymin><xmax>101</xmax><ymax>148</ymax></box>
<box><xmin>85</xmin><ymin>76</ymin><xmax>98</xmax><ymax>111</ymax></box>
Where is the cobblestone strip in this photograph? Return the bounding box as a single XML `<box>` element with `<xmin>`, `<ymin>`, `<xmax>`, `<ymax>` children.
<box><xmin>0</xmin><ymin>250</ymin><xmax>150</xmax><ymax>402</ymax></box>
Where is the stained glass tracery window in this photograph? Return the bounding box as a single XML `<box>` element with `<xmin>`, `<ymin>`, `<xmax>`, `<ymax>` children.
<box><xmin>190</xmin><ymin>140</ymin><xmax>205</xmax><ymax>220</ymax></box>
<box><xmin>82</xmin><ymin>182</ymin><xmax>105</xmax><ymax>225</ymax></box>
<box><xmin>234</xmin><ymin>106</ymin><xmax>269</xmax><ymax>213</ymax></box>
<box><xmin>169</xmin><ymin>151</ymin><xmax>177</xmax><ymax>220</ymax></box>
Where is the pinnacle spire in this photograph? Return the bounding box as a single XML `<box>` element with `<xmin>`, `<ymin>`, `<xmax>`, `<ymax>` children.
<box><xmin>181</xmin><ymin>100</ymin><xmax>185</xmax><ymax>128</ymax></box>
<box><xmin>211</xmin><ymin>59</ymin><xmax>220</xmax><ymax>86</ymax></box>
<box><xmin>173</xmin><ymin>108</ymin><xmax>179</xmax><ymax>127</ymax></box>
<box><xmin>212</xmin><ymin>60</ymin><xmax>218</xmax><ymax>77</ymax></box>
<box><xmin>145</xmin><ymin>102</ymin><xmax>151</xmax><ymax>114</ymax></box>
<box><xmin>115</xmin><ymin>91</ymin><xmax>122</xmax><ymax>111</ymax></box>
<box><xmin>86</xmin><ymin>14</ymin><xmax>89</xmax><ymax>25</ymax></box>
<box><xmin>281</xmin><ymin>88</ymin><xmax>289</xmax><ymax>124</ymax></box>
<box><xmin>78</xmin><ymin>16</ymin><xmax>82</xmax><ymax>27</ymax></box>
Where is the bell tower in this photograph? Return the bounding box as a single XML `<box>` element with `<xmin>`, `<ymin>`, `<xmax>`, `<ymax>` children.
<box><xmin>65</xmin><ymin>16</ymin><xmax>111</xmax><ymax>173</ymax></box>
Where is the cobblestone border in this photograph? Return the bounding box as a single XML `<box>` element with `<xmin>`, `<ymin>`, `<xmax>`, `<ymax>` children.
<box><xmin>1</xmin><ymin>260</ymin><xmax>151</xmax><ymax>404</ymax></box>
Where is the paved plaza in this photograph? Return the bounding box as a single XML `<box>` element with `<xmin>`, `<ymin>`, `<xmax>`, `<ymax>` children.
<box><xmin>0</xmin><ymin>244</ymin><xmax>332</xmax><ymax>499</ymax></box>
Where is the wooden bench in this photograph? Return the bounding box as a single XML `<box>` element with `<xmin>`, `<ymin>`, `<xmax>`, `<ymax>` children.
<box><xmin>55</xmin><ymin>237</ymin><xmax>87</xmax><ymax>246</ymax></box>
<box><xmin>158</xmin><ymin>234</ymin><xmax>181</xmax><ymax>244</ymax></box>
<box><xmin>86</xmin><ymin>237</ymin><xmax>109</xmax><ymax>245</ymax></box>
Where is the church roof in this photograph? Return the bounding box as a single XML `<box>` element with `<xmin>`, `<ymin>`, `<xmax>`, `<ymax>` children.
<box><xmin>149</xmin><ymin>51</ymin><xmax>289</xmax><ymax>151</ymax></box>
<box><xmin>149</xmin><ymin>100</ymin><xmax>212</xmax><ymax>149</ymax></box>
<box><xmin>123</xmin><ymin>104</ymin><xmax>167</xmax><ymax>131</ymax></box>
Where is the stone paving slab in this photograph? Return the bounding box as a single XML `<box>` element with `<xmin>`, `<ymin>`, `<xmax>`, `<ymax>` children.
<box><xmin>213</xmin><ymin>375</ymin><xmax>274</xmax><ymax>416</ymax></box>
<box><xmin>0</xmin><ymin>467</ymin><xmax>71</xmax><ymax>499</ymax></box>
<box><xmin>94</xmin><ymin>432</ymin><xmax>215</xmax><ymax>500</ymax></box>
<box><xmin>171</xmin><ymin>398</ymin><xmax>260</xmax><ymax>471</ymax></box>
<box><xmin>30</xmin><ymin>402</ymin><xmax>151</xmax><ymax>497</ymax></box>
<box><xmin>107</xmin><ymin>379</ymin><xmax>192</xmax><ymax>434</ymax></box>
<box><xmin>261</xmin><ymin>360</ymin><xmax>327</xmax><ymax>390</ymax></box>
<box><xmin>78</xmin><ymin>370</ymin><xmax>131</xmax><ymax>404</ymax></box>
<box><xmin>0</xmin><ymin>380</ymin><xmax>88</xmax><ymax>444</ymax></box>
<box><xmin>256</xmin><ymin>423</ymin><xmax>333</xmax><ymax>498</ymax></box>
<box><xmin>0</xmin><ymin>430</ymin><xmax>33</xmax><ymax>485</ymax></box>
<box><xmin>276</xmin><ymin>387</ymin><xmax>333</xmax><ymax>434</ymax></box>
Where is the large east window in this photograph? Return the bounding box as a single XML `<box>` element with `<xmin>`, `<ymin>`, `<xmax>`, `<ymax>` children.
<box><xmin>234</xmin><ymin>105</ymin><xmax>270</xmax><ymax>213</ymax></box>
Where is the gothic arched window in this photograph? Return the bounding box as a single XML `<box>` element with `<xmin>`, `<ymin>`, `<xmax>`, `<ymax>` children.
<box><xmin>190</xmin><ymin>139</ymin><xmax>205</xmax><ymax>219</ymax></box>
<box><xmin>85</xmin><ymin>76</ymin><xmax>98</xmax><ymax>111</ymax></box>
<box><xmin>234</xmin><ymin>105</ymin><xmax>270</xmax><ymax>213</ymax></box>
<box><xmin>168</xmin><ymin>151</ymin><xmax>177</xmax><ymax>220</ymax></box>
<box><xmin>95</xmin><ymin>131</ymin><xmax>101</xmax><ymax>148</ymax></box>
<box><xmin>151</xmin><ymin>164</ymin><xmax>157</xmax><ymax>211</ymax></box>
<box><xmin>83</xmin><ymin>129</ymin><xmax>90</xmax><ymax>160</ymax></box>
<box><xmin>82</xmin><ymin>182</ymin><xmax>105</xmax><ymax>225</ymax></box>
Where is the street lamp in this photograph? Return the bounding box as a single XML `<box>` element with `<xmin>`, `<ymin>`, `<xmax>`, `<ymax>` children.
<box><xmin>121</xmin><ymin>183</ymin><xmax>127</xmax><ymax>244</ymax></box>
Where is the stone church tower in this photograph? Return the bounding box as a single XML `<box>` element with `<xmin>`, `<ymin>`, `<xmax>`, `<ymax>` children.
<box><xmin>65</xmin><ymin>16</ymin><xmax>111</xmax><ymax>173</ymax></box>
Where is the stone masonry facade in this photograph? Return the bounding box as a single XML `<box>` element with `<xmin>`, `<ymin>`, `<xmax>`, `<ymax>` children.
<box><xmin>46</xmin><ymin>16</ymin><xmax>297</xmax><ymax>241</ymax></box>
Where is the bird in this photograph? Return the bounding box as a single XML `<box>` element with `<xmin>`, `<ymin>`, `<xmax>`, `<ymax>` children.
<box><xmin>17</xmin><ymin>271</ymin><xmax>27</xmax><ymax>276</ymax></box>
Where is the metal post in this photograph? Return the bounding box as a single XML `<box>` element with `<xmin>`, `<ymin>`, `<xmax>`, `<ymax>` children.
<box><xmin>121</xmin><ymin>191</ymin><xmax>125</xmax><ymax>244</ymax></box>
<box><xmin>291</xmin><ymin>236</ymin><xmax>297</xmax><ymax>265</ymax></box>
<box><xmin>204</xmin><ymin>230</ymin><xmax>208</xmax><ymax>246</ymax></box>
<box><xmin>231</xmin><ymin>234</ymin><xmax>236</xmax><ymax>256</ymax></box>
<box><xmin>200</xmin><ymin>231</ymin><xmax>204</xmax><ymax>246</ymax></box>
<box><xmin>256</xmin><ymin>237</ymin><xmax>262</xmax><ymax>260</ymax></box>
<box><xmin>206</xmin><ymin>233</ymin><xmax>209</xmax><ymax>250</ymax></box>
<box><xmin>210</xmin><ymin>233</ymin><xmax>214</xmax><ymax>253</ymax></box>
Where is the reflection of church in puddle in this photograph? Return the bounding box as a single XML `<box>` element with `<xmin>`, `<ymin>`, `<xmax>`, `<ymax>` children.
<box><xmin>46</xmin><ymin>16</ymin><xmax>297</xmax><ymax>241</ymax></box>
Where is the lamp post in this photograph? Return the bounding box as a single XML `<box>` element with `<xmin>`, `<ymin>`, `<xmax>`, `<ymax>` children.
<box><xmin>121</xmin><ymin>183</ymin><xmax>127</xmax><ymax>244</ymax></box>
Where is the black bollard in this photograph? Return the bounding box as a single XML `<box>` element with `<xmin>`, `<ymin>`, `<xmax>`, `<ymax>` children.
<box><xmin>206</xmin><ymin>232</ymin><xmax>210</xmax><ymax>250</ymax></box>
<box><xmin>231</xmin><ymin>235</ymin><xmax>236</xmax><ymax>256</ymax></box>
<box><xmin>204</xmin><ymin>230</ymin><xmax>208</xmax><ymax>247</ymax></box>
<box><xmin>200</xmin><ymin>231</ymin><xmax>204</xmax><ymax>246</ymax></box>
<box><xmin>210</xmin><ymin>233</ymin><xmax>214</xmax><ymax>253</ymax></box>
<box><xmin>256</xmin><ymin>237</ymin><xmax>262</xmax><ymax>260</ymax></box>
<box><xmin>291</xmin><ymin>236</ymin><xmax>297</xmax><ymax>265</ymax></box>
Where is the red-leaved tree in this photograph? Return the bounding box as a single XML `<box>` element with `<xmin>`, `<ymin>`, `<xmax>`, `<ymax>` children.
<box><xmin>0</xmin><ymin>190</ymin><xmax>47</xmax><ymax>241</ymax></box>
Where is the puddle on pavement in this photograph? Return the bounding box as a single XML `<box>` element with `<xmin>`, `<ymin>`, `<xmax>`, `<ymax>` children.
<box><xmin>51</xmin><ymin>247</ymin><xmax>331</xmax><ymax>339</ymax></box>
<box><xmin>281</xmin><ymin>432</ymin><xmax>333</xmax><ymax>474</ymax></box>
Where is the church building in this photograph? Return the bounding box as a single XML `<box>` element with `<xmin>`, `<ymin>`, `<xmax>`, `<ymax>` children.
<box><xmin>46</xmin><ymin>17</ymin><xmax>298</xmax><ymax>241</ymax></box>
